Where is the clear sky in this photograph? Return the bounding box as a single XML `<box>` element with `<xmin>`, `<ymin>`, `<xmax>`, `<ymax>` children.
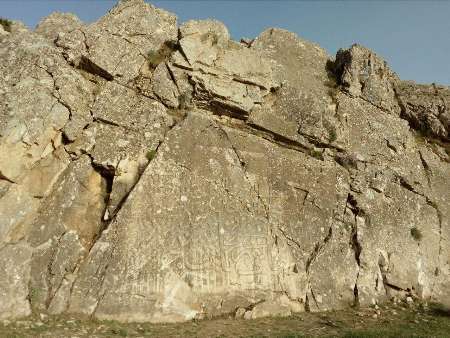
<box><xmin>1</xmin><ymin>0</ymin><xmax>449</xmax><ymax>85</ymax></box>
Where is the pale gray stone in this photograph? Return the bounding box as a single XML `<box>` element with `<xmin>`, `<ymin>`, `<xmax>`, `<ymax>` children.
<box><xmin>0</xmin><ymin>243</ymin><xmax>32</xmax><ymax>320</ymax></box>
<box><xmin>0</xmin><ymin>0</ymin><xmax>449</xmax><ymax>324</ymax></box>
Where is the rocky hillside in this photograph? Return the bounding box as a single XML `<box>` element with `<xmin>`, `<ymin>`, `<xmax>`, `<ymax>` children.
<box><xmin>0</xmin><ymin>0</ymin><xmax>449</xmax><ymax>323</ymax></box>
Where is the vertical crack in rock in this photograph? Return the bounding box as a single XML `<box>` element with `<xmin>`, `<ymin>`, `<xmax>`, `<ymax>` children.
<box><xmin>377</xmin><ymin>252</ymin><xmax>390</xmax><ymax>297</ymax></box>
<box><xmin>345</xmin><ymin>193</ymin><xmax>362</xmax><ymax>307</ymax></box>
<box><xmin>89</xmin><ymin>159</ymin><xmax>115</xmax><ymax>224</ymax></box>
<box><xmin>418</xmin><ymin>150</ymin><xmax>433</xmax><ymax>188</ymax></box>
<box><xmin>214</xmin><ymin>121</ymin><xmax>270</xmax><ymax>220</ymax></box>
<box><xmin>165</xmin><ymin>61</ymin><xmax>181</xmax><ymax>92</ymax></box>
<box><xmin>90</xmin><ymin>251</ymin><xmax>114</xmax><ymax>318</ymax></box>
<box><xmin>43</xmin><ymin>231</ymin><xmax>67</xmax><ymax>309</ymax></box>
<box><xmin>427</xmin><ymin>199</ymin><xmax>444</xmax><ymax>295</ymax></box>
<box><xmin>35</xmin><ymin>63</ymin><xmax>75</xmax><ymax>122</ymax></box>
<box><xmin>88</xmin><ymin>112</ymin><xmax>186</xmax><ymax>245</ymax></box>
<box><xmin>304</xmin><ymin>224</ymin><xmax>333</xmax><ymax>312</ymax></box>
<box><xmin>305</xmin><ymin>226</ymin><xmax>333</xmax><ymax>274</ymax></box>
<box><xmin>305</xmin><ymin>288</ymin><xmax>320</xmax><ymax>312</ymax></box>
<box><xmin>90</xmin><ymin>114</ymin><xmax>187</xmax><ymax>317</ymax></box>
<box><xmin>69</xmin><ymin>111</ymin><xmax>189</xmax><ymax>314</ymax></box>
<box><xmin>45</xmin><ymin>239</ymin><xmax>86</xmax><ymax>312</ymax></box>
<box><xmin>376</xmin><ymin>253</ymin><xmax>409</xmax><ymax>295</ymax></box>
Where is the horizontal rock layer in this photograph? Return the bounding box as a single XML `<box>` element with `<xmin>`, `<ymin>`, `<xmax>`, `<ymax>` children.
<box><xmin>0</xmin><ymin>0</ymin><xmax>449</xmax><ymax>322</ymax></box>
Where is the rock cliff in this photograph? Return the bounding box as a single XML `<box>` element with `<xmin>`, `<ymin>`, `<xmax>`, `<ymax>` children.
<box><xmin>0</xmin><ymin>0</ymin><xmax>449</xmax><ymax>322</ymax></box>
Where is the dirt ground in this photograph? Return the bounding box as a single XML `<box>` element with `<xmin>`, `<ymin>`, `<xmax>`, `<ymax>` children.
<box><xmin>1</xmin><ymin>302</ymin><xmax>449</xmax><ymax>338</ymax></box>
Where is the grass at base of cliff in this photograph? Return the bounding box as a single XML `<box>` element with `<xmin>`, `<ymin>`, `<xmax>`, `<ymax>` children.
<box><xmin>1</xmin><ymin>302</ymin><xmax>449</xmax><ymax>337</ymax></box>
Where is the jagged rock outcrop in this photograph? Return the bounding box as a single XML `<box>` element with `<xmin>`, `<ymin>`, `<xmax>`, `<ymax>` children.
<box><xmin>0</xmin><ymin>0</ymin><xmax>449</xmax><ymax>323</ymax></box>
<box><xmin>35</xmin><ymin>12</ymin><xmax>83</xmax><ymax>41</ymax></box>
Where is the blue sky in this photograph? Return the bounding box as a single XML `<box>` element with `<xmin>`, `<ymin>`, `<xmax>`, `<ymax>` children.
<box><xmin>1</xmin><ymin>0</ymin><xmax>449</xmax><ymax>85</ymax></box>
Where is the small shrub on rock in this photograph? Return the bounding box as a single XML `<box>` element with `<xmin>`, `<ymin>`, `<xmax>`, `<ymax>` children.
<box><xmin>328</xmin><ymin>128</ymin><xmax>337</xmax><ymax>142</ymax></box>
<box><xmin>310</xmin><ymin>149</ymin><xmax>324</xmax><ymax>160</ymax></box>
<box><xmin>146</xmin><ymin>149</ymin><xmax>157</xmax><ymax>161</ymax></box>
<box><xmin>0</xmin><ymin>18</ymin><xmax>12</xmax><ymax>32</ymax></box>
<box><xmin>147</xmin><ymin>40</ymin><xmax>178</xmax><ymax>69</ymax></box>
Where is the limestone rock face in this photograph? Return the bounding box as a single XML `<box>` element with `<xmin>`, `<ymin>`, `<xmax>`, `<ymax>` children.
<box><xmin>395</xmin><ymin>81</ymin><xmax>450</xmax><ymax>141</ymax></box>
<box><xmin>0</xmin><ymin>1</ymin><xmax>449</xmax><ymax>322</ymax></box>
<box><xmin>334</xmin><ymin>44</ymin><xmax>401</xmax><ymax>114</ymax></box>
<box><xmin>250</xmin><ymin>28</ymin><xmax>339</xmax><ymax>146</ymax></box>
<box><xmin>0</xmin><ymin>243</ymin><xmax>33</xmax><ymax>320</ymax></box>
<box><xmin>35</xmin><ymin>12</ymin><xmax>83</xmax><ymax>41</ymax></box>
<box><xmin>335</xmin><ymin>44</ymin><xmax>450</xmax><ymax>142</ymax></box>
<box><xmin>55</xmin><ymin>0</ymin><xmax>177</xmax><ymax>84</ymax></box>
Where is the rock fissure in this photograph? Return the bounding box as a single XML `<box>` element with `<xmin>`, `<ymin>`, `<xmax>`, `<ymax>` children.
<box><xmin>305</xmin><ymin>226</ymin><xmax>333</xmax><ymax>274</ymax></box>
<box><xmin>214</xmin><ymin>120</ymin><xmax>270</xmax><ymax>219</ymax></box>
<box><xmin>418</xmin><ymin>150</ymin><xmax>433</xmax><ymax>187</ymax></box>
<box><xmin>277</xmin><ymin>227</ymin><xmax>302</xmax><ymax>253</ymax></box>
<box><xmin>345</xmin><ymin>193</ymin><xmax>362</xmax><ymax>307</ymax></box>
<box><xmin>0</xmin><ymin>170</ymin><xmax>16</xmax><ymax>184</ymax></box>
<box><xmin>42</xmin><ymin>231</ymin><xmax>67</xmax><ymax>310</ymax></box>
<box><xmin>77</xmin><ymin>56</ymin><xmax>114</xmax><ymax>81</ymax></box>
<box><xmin>308</xmin><ymin>287</ymin><xmax>320</xmax><ymax>311</ymax></box>
<box><xmin>91</xmin><ymin>262</ymin><xmax>111</xmax><ymax>317</ymax></box>
<box><xmin>34</xmin><ymin>63</ymin><xmax>75</xmax><ymax>122</ymax></box>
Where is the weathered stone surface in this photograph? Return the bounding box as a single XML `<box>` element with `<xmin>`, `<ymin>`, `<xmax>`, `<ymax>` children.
<box><xmin>333</xmin><ymin>44</ymin><xmax>450</xmax><ymax>143</ymax></box>
<box><xmin>166</xmin><ymin>20</ymin><xmax>279</xmax><ymax>120</ymax></box>
<box><xmin>249</xmin><ymin>29</ymin><xmax>342</xmax><ymax>147</ymax></box>
<box><xmin>334</xmin><ymin>44</ymin><xmax>400</xmax><ymax>114</ymax></box>
<box><xmin>0</xmin><ymin>243</ymin><xmax>33</xmax><ymax>320</ymax></box>
<box><xmin>152</xmin><ymin>62</ymin><xmax>179</xmax><ymax>108</ymax></box>
<box><xmin>0</xmin><ymin>30</ymin><xmax>92</xmax><ymax>255</ymax></box>
<box><xmin>88</xmin><ymin>80</ymin><xmax>174</xmax><ymax>218</ymax></box>
<box><xmin>250</xmin><ymin>295</ymin><xmax>297</xmax><ymax>319</ymax></box>
<box><xmin>0</xmin><ymin>148</ymin><xmax>70</xmax><ymax>244</ymax></box>
<box><xmin>0</xmin><ymin>0</ymin><xmax>449</xmax><ymax>324</ymax></box>
<box><xmin>27</xmin><ymin>156</ymin><xmax>106</xmax><ymax>313</ymax></box>
<box><xmin>396</xmin><ymin>81</ymin><xmax>450</xmax><ymax>141</ymax></box>
<box><xmin>56</xmin><ymin>0</ymin><xmax>177</xmax><ymax>84</ymax></box>
<box><xmin>35</xmin><ymin>12</ymin><xmax>83</xmax><ymax>42</ymax></box>
<box><xmin>65</xmin><ymin>111</ymin><xmax>354</xmax><ymax>322</ymax></box>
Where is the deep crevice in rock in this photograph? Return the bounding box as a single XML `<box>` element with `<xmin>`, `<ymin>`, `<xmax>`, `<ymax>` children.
<box><xmin>418</xmin><ymin>150</ymin><xmax>433</xmax><ymax>187</ymax></box>
<box><xmin>0</xmin><ymin>170</ymin><xmax>16</xmax><ymax>184</ymax></box>
<box><xmin>93</xmin><ymin>117</ymin><xmax>122</xmax><ymax>128</ymax></box>
<box><xmin>88</xmin><ymin>112</ymin><xmax>189</xmax><ymax>315</ymax></box>
<box><xmin>305</xmin><ymin>226</ymin><xmax>333</xmax><ymax>274</ymax></box>
<box><xmin>77</xmin><ymin>56</ymin><xmax>114</xmax><ymax>81</ymax></box>
<box><xmin>247</xmin><ymin>122</ymin><xmax>309</xmax><ymax>151</ymax></box>
<box><xmin>345</xmin><ymin>193</ymin><xmax>362</xmax><ymax>307</ymax></box>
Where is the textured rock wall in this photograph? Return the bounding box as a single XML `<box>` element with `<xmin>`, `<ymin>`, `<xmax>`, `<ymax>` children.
<box><xmin>0</xmin><ymin>0</ymin><xmax>449</xmax><ymax>322</ymax></box>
